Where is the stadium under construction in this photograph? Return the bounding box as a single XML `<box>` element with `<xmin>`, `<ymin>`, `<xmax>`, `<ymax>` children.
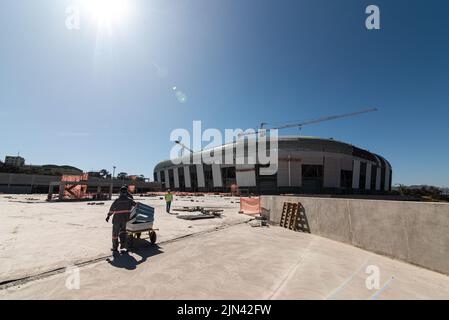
<box><xmin>153</xmin><ymin>136</ymin><xmax>392</xmax><ymax>195</ymax></box>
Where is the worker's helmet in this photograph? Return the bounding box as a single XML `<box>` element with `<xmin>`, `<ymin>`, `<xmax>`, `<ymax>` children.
<box><xmin>167</xmin><ymin>189</ymin><xmax>171</xmax><ymax>192</ymax></box>
<box><xmin>120</xmin><ymin>185</ymin><xmax>128</xmax><ymax>194</ymax></box>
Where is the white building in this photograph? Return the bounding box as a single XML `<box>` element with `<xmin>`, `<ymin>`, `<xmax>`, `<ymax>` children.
<box><xmin>4</xmin><ymin>156</ymin><xmax>25</xmax><ymax>167</ymax></box>
<box><xmin>153</xmin><ymin>136</ymin><xmax>392</xmax><ymax>195</ymax></box>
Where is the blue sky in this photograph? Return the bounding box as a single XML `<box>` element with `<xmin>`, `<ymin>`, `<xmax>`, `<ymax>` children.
<box><xmin>0</xmin><ymin>0</ymin><xmax>448</xmax><ymax>187</ymax></box>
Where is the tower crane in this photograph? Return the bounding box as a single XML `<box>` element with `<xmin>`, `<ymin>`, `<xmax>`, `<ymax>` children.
<box><xmin>239</xmin><ymin>107</ymin><xmax>378</xmax><ymax>137</ymax></box>
<box><xmin>175</xmin><ymin>140</ymin><xmax>194</xmax><ymax>156</ymax></box>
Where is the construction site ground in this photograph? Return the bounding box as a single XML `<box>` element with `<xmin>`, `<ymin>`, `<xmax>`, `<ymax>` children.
<box><xmin>1</xmin><ymin>194</ymin><xmax>449</xmax><ymax>299</ymax></box>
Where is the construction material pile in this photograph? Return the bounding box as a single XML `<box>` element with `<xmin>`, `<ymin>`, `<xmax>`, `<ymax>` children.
<box><xmin>174</xmin><ymin>206</ymin><xmax>224</xmax><ymax>220</ymax></box>
<box><xmin>127</xmin><ymin>203</ymin><xmax>155</xmax><ymax>232</ymax></box>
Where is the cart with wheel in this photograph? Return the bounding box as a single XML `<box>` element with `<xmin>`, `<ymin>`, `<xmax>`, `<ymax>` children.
<box><xmin>126</xmin><ymin>203</ymin><xmax>157</xmax><ymax>248</ymax></box>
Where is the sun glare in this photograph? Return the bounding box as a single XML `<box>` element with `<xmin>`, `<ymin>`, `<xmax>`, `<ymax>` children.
<box><xmin>84</xmin><ymin>0</ymin><xmax>130</xmax><ymax>25</ymax></box>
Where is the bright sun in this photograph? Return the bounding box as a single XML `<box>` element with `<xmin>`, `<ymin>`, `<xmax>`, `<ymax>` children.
<box><xmin>84</xmin><ymin>0</ymin><xmax>130</xmax><ymax>25</ymax></box>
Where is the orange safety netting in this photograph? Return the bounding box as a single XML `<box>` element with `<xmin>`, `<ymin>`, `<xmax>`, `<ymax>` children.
<box><xmin>240</xmin><ymin>197</ymin><xmax>261</xmax><ymax>215</ymax></box>
<box><xmin>61</xmin><ymin>173</ymin><xmax>88</xmax><ymax>182</ymax></box>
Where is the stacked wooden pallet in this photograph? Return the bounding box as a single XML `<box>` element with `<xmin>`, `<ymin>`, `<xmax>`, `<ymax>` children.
<box><xmin>279</xmin><ymin>202</ymin><xmax>310</xmax><ymax>233</ymax></box>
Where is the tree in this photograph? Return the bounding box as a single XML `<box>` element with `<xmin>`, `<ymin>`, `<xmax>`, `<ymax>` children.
<box><xmin>99</xmin><ymin>169</ymin><xmax>110</xmax><ymax>178</ymax></box>
<box><xmin>117</xmin><ymin>172</ymin><xmax>128</xmax><ymax>180</ymax></box>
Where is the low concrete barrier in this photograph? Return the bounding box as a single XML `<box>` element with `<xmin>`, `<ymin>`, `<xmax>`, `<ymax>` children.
<box><xmin>261</xmin><ymin>195</ymin><xmax>449</xmax><ymax>275</ymax></box>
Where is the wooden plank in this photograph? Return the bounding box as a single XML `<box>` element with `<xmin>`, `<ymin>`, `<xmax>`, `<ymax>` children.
<box><xmin>280</xmin><ymin>202</ymin><xmax>288</xmax><ymax>227</ymax></box>
<box><xmin>279</xmin><ymin>202</ymin><xmax>303</xmax><ymax>232</ymax></box>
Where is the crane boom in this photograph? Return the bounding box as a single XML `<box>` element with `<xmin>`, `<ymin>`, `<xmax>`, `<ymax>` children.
<box><xmin>240</xmin><ymin>108</ymin><xmax>378</xmax><ymax>137</ymax></box>
<box><xmin>175</xmin><ymin>140</ymin><xmax>194</xmax><ymax>154</ymax></box>
<box><xmin>272</xmin><ymin>107</ymin><xmax>378</xmax><ymax>131</ymax></box>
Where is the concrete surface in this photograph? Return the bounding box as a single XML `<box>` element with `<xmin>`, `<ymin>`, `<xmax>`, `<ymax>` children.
<box><xmin>2</xmin><ymin>224</ymin><xmax>449</xmax><ymax>299</ymax></box>
<box><xmin>0</xmin><ymin>194</ymin><xmax>248</xmax><ymax>283</ymax></box>
<box><xmin>2</xmin><ymin>194</ymin><xmax>449</xmax><ymax>299</ymax></box>
<box><xmin>261</xmin><ymin>196</ymin><xmax>449</xmax><ymax>275</ymax></box>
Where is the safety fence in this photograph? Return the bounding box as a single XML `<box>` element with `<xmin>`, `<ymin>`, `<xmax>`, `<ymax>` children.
<box><xmin>239</xmin><ymin>197</ymin><xmax>261</xmax><ymax>215</ymax></box>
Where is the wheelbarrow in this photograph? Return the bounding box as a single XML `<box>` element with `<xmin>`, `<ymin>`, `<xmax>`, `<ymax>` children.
<box><xmin>126</xmin><ymin>202</ymin><xmax>157</xmax><ymax>248</ymax></box>
<box><xmin>126</xmin><ymin>227</ymin><xmax>158</xmax><ymax>248</ymax></box>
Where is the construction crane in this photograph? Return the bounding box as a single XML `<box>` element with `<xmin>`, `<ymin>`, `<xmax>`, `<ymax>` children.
<box><xmin>239</xmin><ymin>107</ymin><xmax>378</xmax><ymax>137</ymax></box>
<box><xmin>175</xmin><ymin>140</ymin><xmax>194</xmax><ymax>156</ymax></box>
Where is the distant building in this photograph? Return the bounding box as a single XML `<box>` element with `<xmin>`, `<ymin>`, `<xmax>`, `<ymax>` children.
<box><xmin>4</xmin><ymin>156</ymin><xmax>25</xmax><ymax>167</ymax></box>
<box><xmin>128</xmin><ymin>175</ymin><xmax>147</xmax><ymax>182</ymax></box>
<box><xmin>87</xmin><ymin>171</ymin><xmax>103</xmax><ymax>178</ymax></box>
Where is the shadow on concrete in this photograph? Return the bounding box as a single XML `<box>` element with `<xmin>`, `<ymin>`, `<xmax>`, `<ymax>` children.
<box><xmin>295</xmin><ymin>203</ymin><xmax>311</xmax><ymax>233</ymax></box>
<box><xmin>261</xmin><ymin>207</ymin><xmax>270</xmax><ymax>221</ymax></box>
<box><xmin>107</xmin><ymin>240</ymin><xmax>164</xmax><ymax>270</ymax></box>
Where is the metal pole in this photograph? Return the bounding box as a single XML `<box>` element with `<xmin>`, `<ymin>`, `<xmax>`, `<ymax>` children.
<box><xmin>109</xmin><ymin>166</ymin><xmax>116</xmax><ymax>200</ymax></box>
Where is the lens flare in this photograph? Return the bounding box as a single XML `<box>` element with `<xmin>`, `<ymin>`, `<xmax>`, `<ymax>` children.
<box><xmin>85</xmin><ymin>0</ymin><xmax>130</xmax><ymax>25</ymax></box>
<box><xmin>176</xmin><ymin>91</ymin><xmax>187</xmax><ymax>103</ymax></box>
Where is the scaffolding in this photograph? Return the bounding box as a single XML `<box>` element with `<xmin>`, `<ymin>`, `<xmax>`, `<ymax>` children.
<box><xmin>47</xmin><ymin>174</ymin><xmax>112</xmax><ymax>201</ymax></box>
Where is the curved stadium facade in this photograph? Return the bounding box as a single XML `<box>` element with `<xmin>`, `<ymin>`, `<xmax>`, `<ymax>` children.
<box><xmin>154</xmin><ymin>136</ymin><xmax>392</xmax><ymax>195</ymax></box>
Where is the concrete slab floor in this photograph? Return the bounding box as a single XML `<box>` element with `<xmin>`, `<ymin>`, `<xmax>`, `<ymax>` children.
<box><xmin>0</xmin><ymin>194</ymin><xmax>249</xmax><ymax>283</ymax></box>
<box><xmin>1</xmin><ymin>223</ymin><xmax>449</xmax><ymax>300</ymax></box>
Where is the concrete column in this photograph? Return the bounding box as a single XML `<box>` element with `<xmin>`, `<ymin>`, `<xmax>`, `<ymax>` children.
<box><xmin>323</xmin><ymin>156</ymin><xmax>341</xmax><ymax>188</ymax></box>
<box><xmin>164</xmin><ymin>169</ymin><xmax>170</xmax><ymax>189</ymax></box>
<box><xmin>365</xmin><ymin>163</ymin><xmax>372</xmax><ymax>190</ymax></box>
<box><xmin>59</xmin><ymin>182</ymin><xmax>65</xmax><ymax>199</ymax></box>
<box><xmin>30</xmin><ymin>175</ymin><xmax>36</xmax><ymax>194</ymax></box>
<box><xmin>196</xmin><ymin>164</ymin><xmax>205</xmax><ymax>188</ymax></box>
<box><xmin>376</xmin><ymin>167</ymin><xmax>382</xmax><ymax>191</ymax></box>
<box><xmin>184</xmin><ymin>166</ymin><xmax>191</xmax><ymax>189</ymax></box>
<box><xmin>291</xmin><ymin>159</ymin><xmax>302</xmax><ymax>187</ymax></box>
<box><xmin>236</xmin><ymin>164</ymin><xmax>256</xmax><ymax>187</ymax></box>
<box><xmin>156</xmin><ymin>171</ymin><xmax>161</xmax><ymax>182</ymax></box>
<box><xmin>212</xmin><ymin>164</ymin><xmax>223</xmax><ymax>188</ymax></box>
<box><xmin>277</xmin><ymin>159</ymin><xmax>289</xmax><ymax>187</ymax></box>
<box><xmin>173</xmin><ymin>167</ymin><xmax>180</xmax><ymax>189</ymax></box>
<box><xmin>277</xmin><ymin>157</ymin><xmax>302</xmax><ymax>187</ymax></box>
<box><xmin>384</xmin><ymin>167</ymin><xmax>391</xmax><ymax>191</ymax></box>
<box><xmin>352</xmin><ymin>160</ymin><xmax>360</xmax><ymax>189</ymax></box>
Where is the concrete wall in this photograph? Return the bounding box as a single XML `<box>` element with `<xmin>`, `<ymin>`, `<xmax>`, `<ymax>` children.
<box><xmin>261</xmin><ymin>195</ymin><xmax>449</xmax><ymax>275</ymax></box>
<box><xmin>0</xmin><ymin>173</ymin><xmax>160</xmax><ymax>194</ymax></box>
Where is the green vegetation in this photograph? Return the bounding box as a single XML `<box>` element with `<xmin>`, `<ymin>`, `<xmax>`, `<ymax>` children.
<box><xmin>392</xmin><ymin>185</ymin><xmax>449</xmax><ymax>202</ymax></box>
<box><xmin>0</xmin><ymin>164</ymin><xmax>82</xmax><ymax>176</ymax></box>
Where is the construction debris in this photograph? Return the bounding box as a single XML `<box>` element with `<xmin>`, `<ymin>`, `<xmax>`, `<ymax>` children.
<box><xmin>248</xmin><ymin>215</ymin><xmax>269</xmax><ymax>227</ymax></box>
<box><xmin>174</xmin><ymin>206</ymin><xmax>224</xmax><ymax>216</ymax></box>
<box><xmin>177</xmin><ymin>214</ymin><xmax>216</xmax><ymax>221</ymax></box>
<box><xmin>174</xmin><ymin>206</ymin><xmax>224</xmax><ymax>221</ymax></box>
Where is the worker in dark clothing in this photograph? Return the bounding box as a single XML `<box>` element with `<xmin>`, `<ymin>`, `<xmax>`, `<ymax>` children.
<box><xmin>123</xmin><ymin>185</ymin><xmax>134</xmax><ymax>199</ymax></box>
<box><xmin>106</xmin><ymin>186</ymin><xmax>136</xmax><ymax>252</ymax></box>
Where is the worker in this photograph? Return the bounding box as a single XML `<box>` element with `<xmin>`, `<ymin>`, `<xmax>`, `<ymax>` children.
<box><xmin>165</xmin><ymin>189</ymin><xmax>173</xmax><ymax>213</ymax></box>
<box><xmin>106</xmin><ymin>186</ymin><xmax>136</xmax><ymax>252</ymax></box>
<box><xmin>119</xmin><ymin>184</ymin><xmax>134</xmax><ymax>199</ymax></box>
